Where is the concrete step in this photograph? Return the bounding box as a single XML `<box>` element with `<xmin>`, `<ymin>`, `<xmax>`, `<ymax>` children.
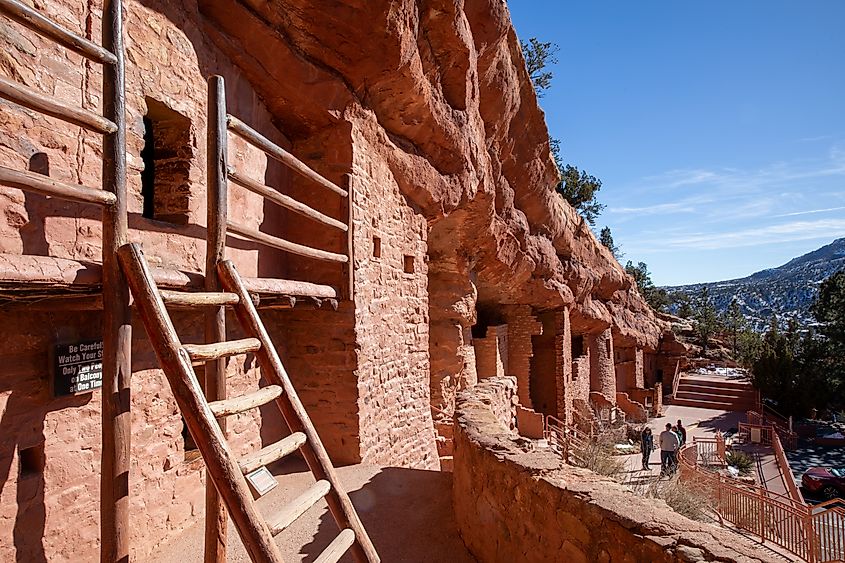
<box><xmin>439</xmin><ymin>456</ymin><xmax>453</xmax><ymax>472</ymax></box>
<box><xmin>678</xmin><ymin>377</ymin><xmax>754</xmax><ymax>391</ymax></box>
<box><xmin>675</xmin><ymin>387</ymin><xmax>756</xmax><ymax>401</ymax></box>
<box><xmin>670</xmin><ymin>396</ymin><xmax>756</xmax><ymax>410</ymax></box>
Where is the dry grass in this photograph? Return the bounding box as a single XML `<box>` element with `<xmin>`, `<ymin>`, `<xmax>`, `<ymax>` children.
<box><xmin>570</xmin><ymin>431</ymin><xmax>627</xmax><ymax>479</ymax></box>
<box><xmin>629</xmin><ymin>476</ymin><xmax>717</xmax><ymax>523</ymax></box>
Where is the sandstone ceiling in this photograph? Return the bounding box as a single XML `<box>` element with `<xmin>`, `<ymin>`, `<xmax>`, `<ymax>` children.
<box><xmin>194</xmin><ymin>0</ymin><xmax>665</xmax><ymax>348</ymax></box>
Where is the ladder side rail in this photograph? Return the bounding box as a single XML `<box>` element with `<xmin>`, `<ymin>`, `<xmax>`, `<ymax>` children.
<box><xmin>0</xmin><ymin>0</ymin><xmax>117</xmax><ymax>64</ymax></box>
<box><xmin>119</xmin><ymin>244</ymin><xmax>284</xmax><ymax>563</ymax></box>
<box><xmin>205</xmin><ymin>75</ymin><xmax>229</xmax><ymax>563</ymax></box>
<box><xmin>100</xmin><ymin>2</ymin><xmax>131</xmax><ymax>561</ymax></box>
<box><xmin>218</xmin><ymin>260</ymin><xmax>380</xmax><ymax>563</ymax></box>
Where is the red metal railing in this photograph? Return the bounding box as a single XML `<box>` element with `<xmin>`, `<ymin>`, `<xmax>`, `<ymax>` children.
<box><xmin>679</xmin><ymin>440</ymin><xmax>844</xmax><ymax>562</ymax></box>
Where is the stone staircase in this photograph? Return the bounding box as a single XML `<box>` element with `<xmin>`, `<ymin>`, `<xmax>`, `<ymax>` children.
<box><xmin>671</xmin><ymin>374</ymin><xmax>757</xmax><ymax>411</ymax></box>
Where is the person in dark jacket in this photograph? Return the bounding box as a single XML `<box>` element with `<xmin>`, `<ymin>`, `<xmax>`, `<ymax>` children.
<box><xmin>677</xmin><ymin>419</ymin><xmax>687</xmax><ymax>446</ymax></box>
<box><xmin>641</xmin><ymin>427</ymin><xmax>654</xmax><ymax>470</ymax></box>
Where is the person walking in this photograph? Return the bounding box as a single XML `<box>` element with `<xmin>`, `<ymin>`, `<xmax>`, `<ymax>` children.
<box><xmin>640</xmin><ymin>427</ymin><xmax>654</xmax><ymax>470</ymax></box>
<box><xmin>659</xmin><ymin>423</ymin><xmax>680</xmax><ymax>476</ymax></box>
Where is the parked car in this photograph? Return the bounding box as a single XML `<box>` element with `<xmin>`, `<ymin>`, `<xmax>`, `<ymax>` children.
<box><xmin>802</xmin><ymin>467</ymin><xmax>845</xmax><ymax>499</ymax></box>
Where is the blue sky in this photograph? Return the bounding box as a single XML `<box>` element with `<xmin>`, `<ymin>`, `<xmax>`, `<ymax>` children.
<box><xmin>508</xmin><ymin>1</ymin><xmax>845</xmax><ymax>285</ymax></box>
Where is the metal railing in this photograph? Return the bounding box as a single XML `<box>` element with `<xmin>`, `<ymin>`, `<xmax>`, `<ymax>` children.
<box><xmin>679</xmin><ymin>440</ymin><xmax>844</xmax><ymax>562</ymax></box>
<box><xmin>671</xmin><ymin>359</ymin><xmax>682</xmax><ymax>398</ymax></box>
<box><xmin>747</xmin><ymin>409</ymin><xmax>799</xmax><ymax>449</ymax></box>
<box><xmin>545</xmin><ymin>415</ymin><xmax>591</xmax><ymax>466</ymax></box>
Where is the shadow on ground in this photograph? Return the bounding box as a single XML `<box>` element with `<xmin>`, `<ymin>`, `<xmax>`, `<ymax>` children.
<box><xmin>304</xmin><ymin>465</ymin><xmax>476</xmax><ymax>563</ymax></box>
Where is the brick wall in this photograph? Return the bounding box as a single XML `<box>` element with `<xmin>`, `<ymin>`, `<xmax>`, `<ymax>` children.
<box><xmin>473</xmin><ymin>324</ymin><xmax>507</xmax><ymax>380</ymax></box>
<box><xmin>554</xmin><ymin>309</ymin><xmax>573</xmax><ymax>423</ymax></box>
<box><xmin>349</xmin><ymin>122</ymin><xmax>438</xmax><ymax>470</ymax></box>
<box><xmin>502</xmin><ymin>305</ymin><xmax>541</xmax><ymax>408</ymax></box>
<box><xmin>588</xmin><ymin>328</ymin><xmax>616</xmax><ymax>400</ymax></box>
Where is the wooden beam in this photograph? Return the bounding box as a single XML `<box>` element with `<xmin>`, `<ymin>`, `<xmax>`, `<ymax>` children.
<box><xmin>219</xmin><ymin>260</ymin><xmax>380</xmax><ymax>563</ymax></box>
<box><xmin>227</xmin><ymin>167</ymin><xmax>347</xmax><ymax>231</ymax></box>
<box><xmin>208</xmin><ymin>385</ymin><xmax>283</xmax><ymax>418</ymax></box>
<box><xmin>205</xmin><ymin>75</ymin><xmax>229</xmax><ymax>563</ymax></box>
<box><xmin>267</xmin><ymin>480</ymin><xmax>331</xmax><ymax>535</ymax></box>
<box><xmin>0</xmin><ymin>0</ymin><xmax>117</xmax><ymax>65</ymax></box>
<box><xmin>315</xmin><ymin>529</ymin><xmax>356</xmax><ymax>563</ymax></box>
<box><xmin>0</xmin><ymin>165</ymin><xmax>116</xmax><ymax>206</ymax></box>
<box><xmin>99</xmin><ymin>1</ymin><xmax>131</xmax><ymax>561</ymax></box>
<box><xmin>226</xmin><ymin>115</ymin><xmax>347</xmax><ymax>197</ymax></box>
<box><xmin>0</xmin><ymin>75</ymin><xmax>117</xmax><ymax>134</ymax></box>
<box><xmin>118</xmin><ymin>243</ymin><xmax>284</xmax><ymax>563</ymax></box>
<box><xmin>159</xmin><ymin>290</ymin><xmax>239</xmax><ymax>308</ymax></box>
<box><xmin>238</xmin><ymin>432</ymin><xmax>306</xmax><ymax>474</ymax></box>
<box><xmin>227</xmin><ymin>220</ymin><xmax>348</xmax><ymax>263</ymax></box>
<box><xmin>242</xmin><ymin>277</ymin><xmax>337</xmax><ymax>299</ymax></box>
<box><xmin>182</xmin><ymin>338</ymin><xmax>261</xmax><ymax>363</ymax></box>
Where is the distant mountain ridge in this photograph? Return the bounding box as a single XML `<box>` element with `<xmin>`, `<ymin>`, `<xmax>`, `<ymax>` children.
<box><xmin>662</xmin><ymin>238</ymin><xmax>845</xmax><ymax>331</ymax></box>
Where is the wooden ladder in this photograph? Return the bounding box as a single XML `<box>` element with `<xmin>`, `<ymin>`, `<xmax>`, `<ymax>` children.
<box><xmin>118</xmin><ymin>242</ymin><xmax>379</xmax><ymax>563</ymax></box>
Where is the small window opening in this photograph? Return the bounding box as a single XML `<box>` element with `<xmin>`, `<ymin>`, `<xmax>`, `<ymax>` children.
<box><xmin>605</xmin><ymin>339</ymin><xmax>612</xmax><ymax>359</ymax></box>
<box><xmin>181</xmin><ymin>418</ymin><xmax>199</xmax><ymax>460</ymax></box>
<box><xmin>403</xmin><ymin>255</ymin><xmax>415</xmax><ymax>274</ymax></box>
<box><xmin>373</xmin><ymin>236</ymin><xmax>381</xmax><ymax>258</ymax></box>
<box><xmin>571</xmin><ymin>335</ymin><xmax>584</xmax><ymax>357</ymax></box>
<box><xmin>18</xmin><ymin>443</ymin><xmax>45</xmax><ymax>479</ymax></box>
<box><xmin>141</xmin><ymin>98</ymin><xmax>192</xmax><ymax>225</ymax></box>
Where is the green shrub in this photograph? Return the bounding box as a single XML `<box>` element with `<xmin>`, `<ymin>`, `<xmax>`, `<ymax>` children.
<box><xmin>725</xmin><ymin>450</ymin><xmax>754</xmax><ymax>475</ymax></box>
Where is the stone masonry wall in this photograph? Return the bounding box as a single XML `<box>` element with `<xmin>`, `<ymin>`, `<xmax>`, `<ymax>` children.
<box><xmin>350</xmin><ymin>120</ymin><xmax>438</xmax><ymax>470</ymax></box>
<box><xmin>453</xmin><ymin>382</ymin><xmax>769</xmax><ymax>563</ymax></box>
<box><xmin>588</xmin><ymin>328</ymin><xmax>616</xmax><ymax>400</ymax></box>
<box><xmin>473</xmin><ymin>324</ymin><xmax>507</xmax><ymax>380</ymax></box>
<box><xmin>502</xmin><ymin>305</ymin><xmax>541</xmax><ymax>409</ymax></box>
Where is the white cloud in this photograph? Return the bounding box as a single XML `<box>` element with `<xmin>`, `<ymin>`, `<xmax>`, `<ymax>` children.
<box><xmin>645</xmin><ymin>219</ymin><xmax>845</xmax><ymax>250</ymax></box>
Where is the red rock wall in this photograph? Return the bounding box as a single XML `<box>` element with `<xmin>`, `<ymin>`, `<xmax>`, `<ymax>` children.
<box><xmin>454</xmin><ymin>381</ymin><xmax>768</xmax><ymax>563</ymax></box>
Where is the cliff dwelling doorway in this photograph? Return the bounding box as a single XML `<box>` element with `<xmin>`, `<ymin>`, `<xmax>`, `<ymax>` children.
<box><xmin>530</xmin><ymin>311</ymin><xmax>557</xmax><ymax>416</ymax></box>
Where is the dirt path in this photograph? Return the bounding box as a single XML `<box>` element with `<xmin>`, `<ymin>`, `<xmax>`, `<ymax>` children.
<box><xmin>152</xmin><ymin>459</ymin><xmax>476</xmax><ymax>562</ymax></box>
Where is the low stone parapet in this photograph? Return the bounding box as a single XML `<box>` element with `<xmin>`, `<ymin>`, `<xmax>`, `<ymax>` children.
<box><xmin>453</xmin><ymin>380</ymin><xmax>768</xmax><ymax>562</ymax></box>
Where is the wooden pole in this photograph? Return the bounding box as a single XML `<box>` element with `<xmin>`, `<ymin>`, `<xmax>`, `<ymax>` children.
<box><xmin>100</xmin><ymin>1</ymin><xmax>131</xmax><ymax>561</ymax></box>
<box><xmin>341</xmin><ymin>173</ymin><xmax>354</xmax><ymax>301</ymax></box>
<box><xmin>204</xmin><ymin>75</ymin><xmax>228</xmax><ymax>563</ymax></box>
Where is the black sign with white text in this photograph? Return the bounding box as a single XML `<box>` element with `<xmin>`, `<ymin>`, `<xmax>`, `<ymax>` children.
<box><xmin>53</xmin><ymin>340</ymin><xmax>103</xmax><ymax>396</ymax></box>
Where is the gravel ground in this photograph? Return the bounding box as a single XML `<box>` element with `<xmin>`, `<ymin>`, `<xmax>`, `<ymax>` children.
<box><xmin>151</xmin><ymin>459</ymin><xmax>476</xmax><ymax>562</ymax></box>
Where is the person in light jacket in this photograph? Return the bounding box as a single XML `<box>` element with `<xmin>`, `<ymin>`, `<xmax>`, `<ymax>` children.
<box><xmin>659</xmin><ymin>423</ymin><xmax>680</xmax><ymax>474</ymax></box>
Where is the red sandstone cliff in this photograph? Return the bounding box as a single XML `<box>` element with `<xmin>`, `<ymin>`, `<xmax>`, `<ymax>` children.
<box><xmin>198</xmin><ymin>0</ymin><xmax>665</xmax><ymax>349</ymax></box>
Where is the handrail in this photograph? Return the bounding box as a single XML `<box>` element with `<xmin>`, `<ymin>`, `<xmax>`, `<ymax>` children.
<box><xmin>226</xmin><ymin>114</ymin><xmax>348</xmax><ymax>197</ymax></box>
<box><xmin>226</xmin><ymin>221</ymin><xmax>348</xmax><ymax>263</ymax></box>
<box><xmin>0</xmin><ymin>0</ymin><xmax>117</xmax><ymax>64</ymax></box>
<box><xmin>679</xmin><ymin>440</ymin><xmax>844</xmax><ymax>562</ymax></box>
<box><xmin>0</xmin><ymin>165</ymin><xmax>117</xmax><ymax>206</ymax></box>
<box><xmin>0</xmin><ymin>75</ymin><xmax>118</xmax><ymax>134</ymax></box>
<box><xmin>227</xmin><ymin>167</ymin><xmax>348</xmax><ymax>231</ymax></box>
<box><xmin>671</xmin><ymin>359</ymin><xmax>681</xmax><ymax>398</ymax></box>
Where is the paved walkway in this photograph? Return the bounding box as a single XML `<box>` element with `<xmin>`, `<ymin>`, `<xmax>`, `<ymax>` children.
<box><xmin>153</xmin><ymin>459</ymin><xmax>475</xmax><ymax>563</ymax></box>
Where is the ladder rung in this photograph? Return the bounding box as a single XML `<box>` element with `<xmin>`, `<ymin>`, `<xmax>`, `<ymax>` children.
<box><xmin>314</xmin><ymin>529</ymin><xmax>356</xmax><ymax>563</ymax></box>
<box><xmin>239</xmin><ymin>432</ymin><xmax>306</xmax><ymax>474</ymax></box>
<box><xmin>268</xmin><ymin>480</ymin><xmax>331</xmax><ymax>535</ymax></box>
<box><xmin>182</xmin><ymin>338</ymin><xmax>261</xmax><ymax>363</ymax></box>
<box><xmin>160</xmin><ymin>289</ymin><xmax>240</xmax><ymax>307</ymax></box>
<box><xmin>208</xmin><ymin>385</ymin><xmax>283</xmax><ymax>417</ymax></box>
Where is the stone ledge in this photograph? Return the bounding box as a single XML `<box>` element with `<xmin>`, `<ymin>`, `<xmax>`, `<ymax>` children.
<box><xmin>453</xmin><ymin>379</ymin><xmax>769</xmax><ymax>562</ymax></box>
